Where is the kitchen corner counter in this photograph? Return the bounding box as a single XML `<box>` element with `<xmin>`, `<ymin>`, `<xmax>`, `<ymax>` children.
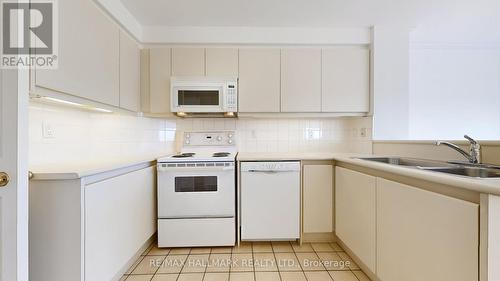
<box><xmin>29</xmin><ymin>155</ymin><xmax>166</xmax><ymax>181</ymax></box>
<box><xmin>236</xmin><ymin>152</ymin><xmax>500</xmax><ymax>196</ymax></box>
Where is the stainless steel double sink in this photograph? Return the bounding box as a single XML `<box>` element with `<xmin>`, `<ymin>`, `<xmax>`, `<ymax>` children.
<box><xmin>357</xmin><ymin>157</ymin><xmax>500</xmax><ymax>178</ymax></box>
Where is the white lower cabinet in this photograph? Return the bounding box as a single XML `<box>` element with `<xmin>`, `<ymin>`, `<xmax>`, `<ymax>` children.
<box><xmin>335</xmin><ymin>167</ymin><xmax>376</xmax><ymax>273</ymax></box>
<box><xmin>85</xmin><ymin>167</ymin><xmax>156</xmax><ymax>281</ymax></box>
<box><xmin>335</xmin><ymin>167</ymin><xmax>479</xmax><ymax>281</ymax></box>
<box><xmin>29</xmin><ymin>165</ymin><xmax>156</xmax><ymax>281</ymax></box>
<box><xmin>376</xmin><ymin>178</ymin><xmax>479</xmax><ymax>281</ymax></box>
<box><xmin>303</xmin><ymin>164</ymin><xmax>333</xmax><ymax>233</ymax></box>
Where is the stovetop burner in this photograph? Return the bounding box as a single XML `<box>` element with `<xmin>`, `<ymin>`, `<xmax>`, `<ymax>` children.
<box><xmin>213</xmin><ymin>152</ymin><xmax>231</xmax><ymax>157</ymax></box>
<box><xmin>172</xmin><ymin>152</ymin><xmax>196</xmax><ymax>158</ymax></box>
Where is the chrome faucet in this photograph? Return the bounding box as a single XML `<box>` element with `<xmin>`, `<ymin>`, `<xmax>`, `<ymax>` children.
<box><xmin>435</xmin><ymin>135</ymin><xmax>481</xmax><ymax>164</ymax></box>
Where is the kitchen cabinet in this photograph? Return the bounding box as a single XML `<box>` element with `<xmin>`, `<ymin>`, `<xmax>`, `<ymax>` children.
<box><xmin>376</xmin><ymin>178</ymin><xmax>478</xmax><ymax>281</ymax></box>
<box><xmin>206</xmin><ymin>48</ymin><xmax>239</xmax><ymax>77</ymax></box>
<box><xmin>303</xmin><ymin>164</ymin><xmax>333</xmax><ymax>233</ymax></box>
<box><xmin>335</xmin><ymin>167</ymin><xmax>376</xmax><ymax>273</ymax></box>
<box><xmin>119</xmin><ymin>31</ymin><xmax>140</xmax><ymax>112</ymax></box>
<box><xmin>85</xmin><ymin>167</ymin><xmax>156</xmax><ymax>281</ymax></box>
<box><xmin>36</xmin><ymin>0</ymin><xmax>120</xmax><ymax>106</ymax></box>
<box><xmin>29</xmin><ymin>164</ymin><xmax>156</xmax><ymax>281</ymax></box>
<box><xmin>172</xmin><ymin>48</ymin><xmax>205</xmax><ymax>76</ymax></box>
<box><xmin>238</xmin><ymin>49</ymin><xmax>281</xmax><ymax>112</ymax></box>
<box><xmin>148</xmin><ymin>48</ymin><xmax>172</xmax><ymax>114</ymax></box>
<box><xmin>281</xmin><ymin>49</ymin><xmax>322</xmax><ymax>112</ymax></box>
<box><xmin>322</xmin><ymin>48</ymin><xmax>370</xmax><ymax>112</ymax></box>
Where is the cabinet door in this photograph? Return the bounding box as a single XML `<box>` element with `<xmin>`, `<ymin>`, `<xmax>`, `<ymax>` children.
<box><xmin>149</xmin><ymin>48</ymin><xmax>172</xmax><ymax>113</ymax></box>
<box><xmin>119</xmin><ymin>31</ymin><xmax>140</xmax><ymax>112</ymax></box>
<box><xmin>281</xmin><ymin>49</ymin><xmax>321</xmax><ymax>112</ymax></box>
<box><xmin>206</xmin><ymin>48</ymin><xmax>238</xmax><ymax>77</ymax></box>
<box><xmin>335</xmin><ymin>167</ymin><xmax>376</xmax><ymax>272</ymax></box>
<box><xmin>377</xmin><ymin>178</ymin><xmax>478</xmax><ymax>281</ymax></box>
<box><xmin>85</xmin><ymin>167</ymin><xmax>156</xmax><ymax>281</ymax></box>
<box><xmin>36</xmin><ymin>0</ymin><xmax>120</xmax><ymax>106</ymax></box>
<box><xmin>238</xmin><ymin>49</ymin><xmax>281</xmax><ymax>112</ymax></box>
<box><xmin>322</xmin><ymin>48</ymin><xmax>369</xmax><ymax>112</ymax></box>
<box><xmin>303</xmin><ymin>165</ymin><xmax>333</xmax><ymax>233</ymax></box>
<box><xmin>172</xmin><ymin>48</ymin><xmax>205</xmax><ymax>76</ymax></box>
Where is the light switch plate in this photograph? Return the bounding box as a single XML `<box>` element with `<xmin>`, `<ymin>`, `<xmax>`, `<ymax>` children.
<box><xmin>42</xmin><ymin>122</ymin><xmax>55</xmax><ymax>138</ymax></box>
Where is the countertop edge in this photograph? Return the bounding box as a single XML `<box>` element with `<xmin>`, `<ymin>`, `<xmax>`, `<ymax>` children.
<box><xmin>236</xmin><ymin>152</ymin><xmax>500</xmax><ymax>196</ymax></box>
<box><xmin>30</xmin><ymin>156</ymin><xmax>165</xmax><ymax>181</ymax></box>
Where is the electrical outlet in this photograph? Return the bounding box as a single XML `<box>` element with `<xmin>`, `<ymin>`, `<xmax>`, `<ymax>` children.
<box><xmin>42</xmin><ymin>122</ymin><xmax>55</xmax><ymax>139</ymax></box>
<box><xmin>360</xmin><ymin>127</ymin><xmax>367</xmax><ymax>138</ymax></box>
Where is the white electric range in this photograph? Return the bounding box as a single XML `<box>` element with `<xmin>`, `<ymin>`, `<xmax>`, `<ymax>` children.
<box><xmin>157</xmin><ymin>131</ymin><xmax>237</xmax><ymax>248</ymax></box>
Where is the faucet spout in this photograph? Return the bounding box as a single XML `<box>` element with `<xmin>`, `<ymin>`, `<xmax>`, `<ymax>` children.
<box><xmin>435</xmin><ymin>141</ymin><xmax>474</xmax><ymax>163</ymax></box>
<box><xmin>435</xmin><ymin>135</ymin><xmax>481</xmax><ymax>164</ymax></box>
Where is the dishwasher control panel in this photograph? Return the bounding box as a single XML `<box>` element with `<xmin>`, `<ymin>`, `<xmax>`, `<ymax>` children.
<box><xmin>240</xmin><ymin>161</ymin><xmax>300</xmax><ymax>172</ymax></box>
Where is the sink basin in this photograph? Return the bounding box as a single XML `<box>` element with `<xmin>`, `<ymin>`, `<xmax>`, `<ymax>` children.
<box><xmin>356</xmin><ymin>157</ymin><xmax>500</xmax><ymax>178</ymax></box>
<box><xmin>356</xmin><ymin>157</ymin><xmax>453</xmax><ymax>168</ymax></box>
<box><xmin>422</xmin><ymin>167</ymin><xmax>500</xmax><ymax>178</ymax></box>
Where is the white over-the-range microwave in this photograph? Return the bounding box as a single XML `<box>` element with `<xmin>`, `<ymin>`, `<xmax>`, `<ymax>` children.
<box><xmin>170</xmin><ymin>77</ymin><xmax>238</xmax><ymax>117</ymax></box>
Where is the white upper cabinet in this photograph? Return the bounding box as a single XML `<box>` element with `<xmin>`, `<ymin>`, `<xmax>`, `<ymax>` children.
<box><xmin>172</xmin><ymin>48</ymin><xmax>205</xmax><ymax>76</ymax></box>
<box><xmin>148</xmin><ymin>48</ymin><xmax>172</xmax><ymax>114</ymax></box>
<box><xmin>119</xmin><ymin>31</ymin><xmax>140</xmax><ymax>112</ymax></box>
<box><xmin>206</xmin><ymin>48</ymin><xmax>238</xmax><ymax>77</ymax></box>
<box><xmin>322</xmin><ymin>48</ymin><xmax>370</xmax><ymax>112</ymax></box>
<box><xmin>281</xmin><ymin>49</ymin><xmax>322</xmax><ymax>112</ymax></box>
<box><xmin>36</xmin><ymin>0</ymin><xmax>120</xmax><ymax>106</ymax></box>
<box><xmin>238</xmin><ymin>49</ymin><xmax>281</xmax><ymax>113</ymax></box>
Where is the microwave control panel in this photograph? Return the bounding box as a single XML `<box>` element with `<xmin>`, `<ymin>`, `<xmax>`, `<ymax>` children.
<box><xmin>225</xmin><ymin>82</ymin><xmax>238</xmax><ymax>111</ymax></box>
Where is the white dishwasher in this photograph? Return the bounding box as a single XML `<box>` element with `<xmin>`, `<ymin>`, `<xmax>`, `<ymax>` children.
<box><xmin>240</xmin><ymin>161</ymin><xmax>301</xmax><ymax>240</ymax></box>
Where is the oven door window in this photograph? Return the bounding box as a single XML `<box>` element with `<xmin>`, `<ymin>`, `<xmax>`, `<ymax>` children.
<box><xmin>178</xmin><ymin>90</ymin><xmax>220</xmax><ymax>106</ymax></box>
<box><xmin>175</xmin><ymin>176</ymin><xmax>218</xmax><ymax>192</ymax></box>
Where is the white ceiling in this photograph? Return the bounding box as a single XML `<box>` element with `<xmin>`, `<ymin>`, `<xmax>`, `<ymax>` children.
<box><xmin>120</xmin><ymin>0</ymin><xmax>435</xmax><ymax>27</ymax></box>
<box><xmin>114</xmin><ymin>0</ymin><xmax>500</xmax><ymax>44</ymax></box>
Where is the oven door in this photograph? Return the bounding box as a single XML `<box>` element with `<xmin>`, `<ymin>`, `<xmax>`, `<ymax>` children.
<box><xmin>157</xmin><ymin>163</ymin><xmax>235</xmax><ymax>218</ymax></box>
<box><xmin>171</xmin><ymin>84</ymin><xmax>225</xmax><ymax>113</ymax></box>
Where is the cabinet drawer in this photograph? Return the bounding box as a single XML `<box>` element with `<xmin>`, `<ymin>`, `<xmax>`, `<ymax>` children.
<box><xmin>158</xmin><ymin>218</ymin><xmax>235</xmax><ymax>248</ymax></box>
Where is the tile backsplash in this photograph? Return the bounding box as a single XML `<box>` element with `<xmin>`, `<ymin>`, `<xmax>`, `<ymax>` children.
<box><xmin>176</xmin><ymin>117</ymin><xmax>373</xmax><ymax>154</ymax></box>
<box><xmin>29</xmin><ymin>102</ymin><xmax>176</xmax><ymax>167</ymax></box>
<box><xmin>29</xmin><ymin>102</ymin><xmax>373</xmax><ymax>167</ymax></box>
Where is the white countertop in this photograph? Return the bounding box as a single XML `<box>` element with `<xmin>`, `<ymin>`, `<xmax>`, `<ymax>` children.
<box><xmin>30</xmin><ymin>154</ymin><xmax>167</xmax><ymax>180</ymax></box>
<box><xmin>236</xmin><ymin>152</ymin><xmax>500</xmax><ymax>196</ymax></box>
<box><xmin>30</xmin><ymin>151</ymin><xmax>500</xmax><ymax>195</ymax></box>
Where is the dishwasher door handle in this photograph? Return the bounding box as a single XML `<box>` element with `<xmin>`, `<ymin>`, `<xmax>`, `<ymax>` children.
<box><xmin>245</xmin><ymin>170</ymin><xmax>297</xmax><ymax>173</ymax></box>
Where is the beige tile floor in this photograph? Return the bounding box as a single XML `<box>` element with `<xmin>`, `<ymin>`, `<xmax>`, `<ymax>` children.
<box><xmin>121</xmin><ymin>242</ymin><xmax>372</xmax><ymax>281</ymax></box>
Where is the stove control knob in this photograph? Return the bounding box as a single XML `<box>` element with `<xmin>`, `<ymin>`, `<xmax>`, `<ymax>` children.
<box><xmin>185</xmin><ymin>133</ymin><xmax>191</xmax><ymax>139</ymax></box>
<box><xmin>217</xmin><ymin>136</ymin><xmax>223</xmax><ymax>141</ymax></box>
<box><xmin>228</xmin><ymin>134</ymin><xmax>233</xmax><ymax>138</ymax></box>
<box><xmin>228</xmin><ymin>139</ymin><xmax>233</xmax><ymax>144</ymax></box>
<box><xmin>185</xmin><ymin>140</ymin><xmax>190</xmax><ymax>144</ymax></box>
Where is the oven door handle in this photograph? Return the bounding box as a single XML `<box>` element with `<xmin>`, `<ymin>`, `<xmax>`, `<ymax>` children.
<box><xmin>158</xmin><ymin>166</ymin><xmax>235</xmax><ymax>172</ymax></box>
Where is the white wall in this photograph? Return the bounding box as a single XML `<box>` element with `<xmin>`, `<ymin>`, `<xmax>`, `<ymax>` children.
<box><xmin>176</xmin><ymin>117</ymin><xmax>373</xmax><ymax>154</ymax></box>
<box><xmin>372</xmin><ymin>26</ymin><xmax>411</xmax><ymax>140</ymax></box>
<box><xmin>29</xmin><ymin>102</ymin><xmax>176</xmax><ymax>167</ymax></box>
<box><xmin>409</xmin><ymin>47</ymin><xmax>500</xmax><ymax>140</ymax></box>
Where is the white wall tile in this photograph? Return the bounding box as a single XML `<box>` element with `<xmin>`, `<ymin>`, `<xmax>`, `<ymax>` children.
<box><xmin>174</xmin><ymin>117</ymin><xmax>373</xmax><ymax>153</ymax></box>
<box><xmin>29</xmin><ymin>102</ymin><xmax>176</xmax><ymax>167</ymax></box>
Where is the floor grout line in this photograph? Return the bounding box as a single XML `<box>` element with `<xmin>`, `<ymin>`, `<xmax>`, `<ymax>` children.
<box><xmin>124</xmin><ymin>243</ymin><xmax>372</xmax><ymax>281</ymax></box>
